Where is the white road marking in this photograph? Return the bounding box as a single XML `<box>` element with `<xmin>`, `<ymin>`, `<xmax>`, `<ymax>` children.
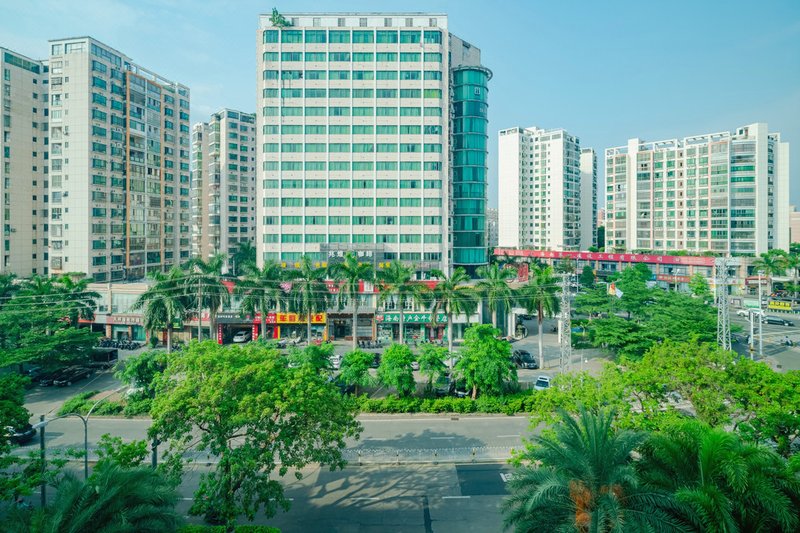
<box><xmin>496</xmin><ymin>434</ymin><xmax>520</xmax><ymax>438</ymax></box>
<box><xmin>442</xmin><ymin>495</ymin><xmax>471</xmax><ymax>499</ymax></box>
<box><xmin>431</xmin><ymin>436</ymin><xmax>455</xmax><ymax>440</ymax></box>
<box><xmin>351</xmin><ymin>497</ymin><xmax>380</xmax><ymax>500</ymax></box>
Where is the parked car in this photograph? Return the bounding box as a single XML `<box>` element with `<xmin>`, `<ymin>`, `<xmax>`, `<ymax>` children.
<box><xmin>370</xmin><ymin>354</ymin><xmax>381</xmax><ymax>369</ymax></box>
<box><xmin>411</xmin><ymin>360</ymin><xmax>420</xmax><ymax>371</ymax></box>
<box><xmin>533</xmin><ymin>375</ymin><xmax>551</xmax><ymax>391</ymax></box>
<box><xmin>232</xmin><ymin>331</ymin><xmax>252</xmax><ymax>343</ymax></box>
<box><xmin>330</xmin><ymin>354</ymin><xmax>342</xmax><ymax>370</ymax></box>
<box><xmin>4</xmin><ymin>424</ymin><xmax>36</xmax><ymax>445</ymax></box>
<box><xmin>54</xmin><ymin>366</ymin><xmax>94</xmax><ymax>387</ymax></box>
<box><xmin>327</xmin><ymin>375</ymin><xmax>355</xmax><ymax>395</ymax></box>
<box><xmin>90</xmin><ymin>348</ymin><xmax>119</xmax><ymax>369</ymax></box>
<box><xmin>512</xmin><ymin>350</ymin><xmax>539</xmax><ymax>369</ymax></box>
<box><xmin>38</xmin><ymin>367</ymin><xmax>74</xmax><ymax>387</ymax></box>
<box><xmin>762</xmin><ymin>315</ymin><xmax>794</xmax><ymax>326</ymax></box>
<box><xmin>433</xmin><ymin>373</ymin><xmax>470</xmax><ymax>398</ymax></box>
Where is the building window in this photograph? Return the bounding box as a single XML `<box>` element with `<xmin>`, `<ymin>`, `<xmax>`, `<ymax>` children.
<box><xmin>359</xmin><ymin>17</ymin><xmax>367</xmax><ymax>27</ymax></box>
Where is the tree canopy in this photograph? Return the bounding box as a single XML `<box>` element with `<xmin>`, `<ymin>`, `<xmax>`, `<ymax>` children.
<box><xmin>455</xmin><ymin>324</ymin><xmax>516</xmax><ymax>399</ymax></box>
<box><xmin>150</xmin><ymin>341</ymin><xmax>362</xmax><ymax>529</ymax></box>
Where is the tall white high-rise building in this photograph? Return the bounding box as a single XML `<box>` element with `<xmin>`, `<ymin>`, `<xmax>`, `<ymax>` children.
<box><xmin>580</xmin><ymin>148</ymin><xmax>597</xmax><ymax>250</ymax></box>
<box><xmin>48</xmin><ymin>37</ymin><xmax>191</xmax><ymax>282</ymax></box>
<box><xmin>256</xmin><ymin>13</ymin><xmax>491</xmax><ymax>275</ymax></box>
<box><xmin>0</xmin><ymin>47</ymin><xmax>49</xmax><ymax>276</ymax></box>
<box><xmin>191</xmin><ymin>109</ymin><xmax>257</xmax><ymax>262</ymax></box>
<box><xmin>605</xmin><ymin>123</ymin><xmax>790</xmax><ymax>255</ymax></box>
<box><xmin>498</xmin><ymin>126</ymin><xmax>594</xmax><ymax>251</ymax></box>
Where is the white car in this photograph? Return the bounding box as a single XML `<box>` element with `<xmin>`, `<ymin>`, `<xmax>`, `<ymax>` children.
<box><xmin>330</xmin><ymin>355</ymin><xmax>342</xmax><ymax>370</ymax></box>
<box><xmin>533</xmin><ymin>375</ymin><xmax>551</xmax><ymax>391</ymax></box>
<box><xmin>232</xmin><ymin>330</ymin><xmax>251</xmax><ymax>343</ymax></box>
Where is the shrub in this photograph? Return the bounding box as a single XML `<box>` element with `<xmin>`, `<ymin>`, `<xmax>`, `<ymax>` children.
<box><xmin>353</xmin><ymin>391</ymin><xmax>537</xmax><ymax>414</ymax></box>
<box><xmin>57</xmin><ymin>390</ymin><xmax>99</xmax><ymax>415</ymax></box>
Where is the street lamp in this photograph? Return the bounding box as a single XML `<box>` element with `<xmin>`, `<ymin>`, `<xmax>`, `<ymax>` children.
<box><xmin>32</xmin><ymin>386</ymin><xmax>127</xmax><ymax>506</ymax></box>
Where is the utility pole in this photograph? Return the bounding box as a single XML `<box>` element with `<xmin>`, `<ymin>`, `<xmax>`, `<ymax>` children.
<box><xmin>559</xmin><ymin>272</ymin><xmax>572</xmax><ymax>373</ymax></box>
<box><xmin>715</xmin><ymin>257</ymin><xmax>731</xmax><ymax>351</ymax></box>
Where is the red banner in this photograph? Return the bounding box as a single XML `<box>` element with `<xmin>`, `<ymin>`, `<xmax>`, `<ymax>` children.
<box><xmin>493</xmin><ymin>248</ymin><xmax>715</xmax><ymax>267</ymax></box>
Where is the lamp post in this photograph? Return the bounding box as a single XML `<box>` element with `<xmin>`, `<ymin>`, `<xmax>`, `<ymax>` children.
<box><xmin>758</xmin><ymin>270</ymin><xmax>764</xmax><ymax>358</ymax></box>
<box><xmin>32</xmin><ymin>386</ymin><xmax>127</xmax><ymax>506</ymax></box>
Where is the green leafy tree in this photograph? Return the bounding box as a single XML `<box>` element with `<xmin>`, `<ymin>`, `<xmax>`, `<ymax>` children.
<box><xmin>184</xmin><ymin>253</ymin><xmax>231</xmax><ymax>340</ymax></box>
<box><xmin>518</xmin><ymin>265</ymin><xmax>560</xmax><ymax>369</ymax></box>
<box><xmin>455</xmin><ymin>324</ymin><xmax>515</xmax><ymax>399</ymax></box>
<box><xmin>289</xmin><ymin>342</ymin><xmax>335</xmax><ymax>373</ymax></box>
<box><xmin>132</xmin><ymin>267</ymin><xmax>187</xmax><ymax>353</ymax></box>
<box><xmin>687</xmin><ymin>272</ymin><xmax>711</xmax><ymax>299</ymax></box>
<box><xmin>229</xmin><ymin>240</ymin><xmax>257</xmax><ymax>277</ymax></box>
<box><xmin>637</xmin><ymin>420</ymin><xmax>800</xmax><ymax>533</ymax></box>
<box><xmin>285</xmin><ymin>255</ymin><xmax>330</xmax><ymax>342</ymax></box>
<box><xmin>115</xmin><ymin>350</ymin><xmax>166</xmax><ymax>400</ymax></box>
<box><xmin>377</xmin><ymin>260</ymin><xmax>426</xmax><ymax>343</ymax></box>
<box><xmin>579</xmin><ymin>265</ymin><xmax>596</xmax><ymax>288</ymax></box>
<box><xmin>575</xmin><ymin>286</ymin><xmax>611</xmax><ymax>320</ymax></box>
<box><xmin>596</xmin><ymin>225</ymin><xmax>605</xmax><ymax>249</ymax></box>
<box><xmin>236</xmin><ymin>260</ymin><xmax>284</xmax><ymax>341</ymax></box>
<box><xmin>28</xmin><ymin>463</ymin><xmax>181</xmax><ymax>532</ymax></box>
<box><xmin>330</xmin><ymin>252</ymin><xmax>374</xmax><ymax>350</ymax></box>
<box><xmin>417</xmin><ymin>344</ymin><xmax>448</xmax><ymax>392</ymax></box>
<box><xmin>377</xmin><ymin>343</ymin><xmax>416</xmax><ymax>397</ymax></box>
<box><xmin>339</xmin><ymin>349</ymin><xmax>375</xmax><ymax>396</ymax></box>
<box><xmin>95</xmin><ymin>433</ymin><xmax>149</xmax><ymax>469</ymax></box>
<box><xmin>428</xmin><ymin>267</ymin><xmax>478</xmax><ymax>364</ymax></box>
<box><xmin>0</xmin><ymin>273</ymin><xmax>19</xmax><ymax>307</ymax></box>
<box><xmin>150</xmin><ymin>341</ymin><xmax>361</xmax><ymax>529</ymax></box>
<box><xmin>615</xmin><ymin>266</ymin><xmax>656</xmax><ymax>319</ymax></box>
<box><xmin>475</xmin><ymin>263</ymin><xmax>516</xmax><ymax>330</ymax></box>
<box><xmin>504</xmin><ymin>407</ymin><xmax>686</xmax><ymax>533</ymax></box>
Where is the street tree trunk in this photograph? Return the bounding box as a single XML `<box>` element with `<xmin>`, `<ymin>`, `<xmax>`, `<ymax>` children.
<box><xmin>261</xmin><ymin>310</ymin><xmax>268</xmax><ymax>342</ymax></box>
<box><xmin>352</xmin><ymin>297</ymin><xmax>359</xmax><ymax>351</ymax></box>
<box><xmin>537</xmin><ymin>305</ymin><xmax>545</xmax><ymax>369</ymax></box>
<box><xmin>447</xmin><ymin>314</ymin><xmax>454</xmax><ymax>371</ymax></box>
<box><xmin>399</xmin><ymin>301</ymin><xmax>405</xmax><ymax>343</ymax></box>
<box><xmin>166</xmin><ymin>325</ymin><xmax>172</xmax><ymax>354</ymax></box>
<box><xmin>492</xmin><ymin>308</ymin><xmax>498</xmax><ymax>330</ymax></box>
<box><xmin>307</xmin><ymin>313</ymin><xmax>312</xmax><ymax>345</ymax></box>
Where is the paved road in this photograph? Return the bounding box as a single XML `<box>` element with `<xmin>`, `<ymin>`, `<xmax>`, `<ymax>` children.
<box><xmin>730</xmin><ymin>312</ymin><xmax>800</xmax><ymax>370</ymax></box>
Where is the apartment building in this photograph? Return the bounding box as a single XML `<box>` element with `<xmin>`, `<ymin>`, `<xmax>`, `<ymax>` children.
<box><xmin>498</xmin><ymin>126</ymin><xmax>595</xmax><ymax>251</ymax></box>
<box><xmin>256</xmin><ymin>13</ymin><xmax>490</xmax><ymax>275</ymax></box>
<box><xmin>191</xmin><ymin>109</ymin><xmax>257</xmax><ymax>261</ymax></box>
<box><xmin>605</xmin><ymin>123</ymin><xmax>790</xmax><ymax>255</ymax></box>
<box><xmin>580</xmin><ymin>148</ymin><xmax>597</xmax><ymax>249</ymax></box>
<box><xmin>48</xmin><ymin>37</ymin><xmax>191</xmax><ymax>282</ymax></box>
<box><xmin>0</xmin><ymin>47</ymin><xmax>49</xmax><ymax>277</ymax></box>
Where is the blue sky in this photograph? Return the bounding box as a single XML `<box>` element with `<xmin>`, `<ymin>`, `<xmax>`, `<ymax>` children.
<box><xmin>2</xmin><ymin>0</ymin><xmax>798</xmax><ymax>207</ymax></box>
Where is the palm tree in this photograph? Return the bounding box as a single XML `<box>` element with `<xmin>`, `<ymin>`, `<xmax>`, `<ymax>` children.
<box><xmin>131</xmin><ymin>267</ymin><xmax>187</xmax><ymax>353</ymax></box>
<box><xmin>55</xmin><ymin>273</ymin><xmax>101</xmax><ymax>327</ymax></box>
<box><xmin>503</xmin><ymin>407</ymin><xmax>687</xmax><ymax>533</ymax></box>
<box><xmin>236</xmin><ymin>260</ymin><xmax>284</xmax><ymax>341</ymax></box>
<box><xmin>518</xmin><ymin>265</ymin><xmax>560</xmax><ymax>369</ymax></box>
<box><xmin>15</xmin><ymin>275</ymin><xmax>59</xmax><ymax>333</ymax></box>
<box><xmin>285</xmin><ymin>255</ymin><xmax>330</xmax><ymax>343</ymax></box>
<box><xmin>783</xmin><ymin>251</ymin><xmax>800</xmax><ymax>298</ymax></box>
<box><xmin>330</xmin><ymin>252</ymin><xmax>374</xmax><ymax>350</ymax></box>
<box><xmin>31</xmin><ymin>463</ymin><xmax>182</xmax><ymax>532</ymax></box>
<box><xmin>184</xmin><ymin>253</ymin><xmax>230</xmax><ymax>341</ymax></box>
<box><xmin>476</xmin><ymin>263</ymin><xmax>516</xmax><ymax>331</ymax></box>
<box><xmin>229</xmin><ymin>240</ymin><xmax>257</xmax><ymax>277</ymax></box>
<box><xmin>377</xmin><ymin>260</ymin><xmax>426</xmax><ymax>343</ymax></box>
<box><xmin>637</xmin><ymin>420</ymin><xmax>800</xmax><ymax>533</ymax></box>
<box><xmin>751</xmin><ymin>250</ymin><xmax>788</xmax><ymax>295</ymax></box>
<box><xmin>428</xmin><ymin>268</ymin><xmax>478</xmax><ymax>365</ymax></box>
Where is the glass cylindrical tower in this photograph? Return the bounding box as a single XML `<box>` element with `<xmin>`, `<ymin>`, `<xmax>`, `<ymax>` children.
<box><xmin>451</xmin><ymin>66</ymin><xmax>491</xmax><ymax>274</ymax></box>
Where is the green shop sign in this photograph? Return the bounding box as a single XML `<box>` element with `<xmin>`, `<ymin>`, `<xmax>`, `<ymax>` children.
<box><xmin>377</xmin><ymin>313</ymin><xmax>447</xmax><ymax>324</ymax></box>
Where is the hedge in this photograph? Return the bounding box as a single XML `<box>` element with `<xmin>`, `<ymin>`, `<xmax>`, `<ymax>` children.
<box><xmin>356</xmin><ymin>391</ymin><xmax>539</xmax><ymax>415</ymax></box>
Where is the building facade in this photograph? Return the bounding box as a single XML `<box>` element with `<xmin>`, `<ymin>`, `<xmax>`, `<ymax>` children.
<box><xmin>605</xmin><ymin>123</ymin><xmax>790</xmax><ymax>256</ymax></box>
<box><xmin>790</xmin><ymin>205</ymin><xmax>800</xmax><ymax>245</ymax></box>
<box><xmin>0</xmin><ymin>47</ymin><xmax>49</xmax><ymax>277</ymax></box>
<box><xmin>47</xmin><ymin>37</ymin><xmax>191</xmax><ymax>282</ymax></box>
<box><xmin>256</xmin><ymin>13</ymin><xmax>490</xmax><ymax>276</ymax></box>
<box><xmin>191</xmin><ymin>109</ymin><xmax>257</xmax><ymax>262</ymax></box>
<box><xmin>486</xmin><ymin>207</ymin><xmax>498</xmax><ymax>249</ymax></box>
<box><xmin>498</xmin><ymin>126</ymin><xmax>594</xmax><ymax>251</ymax></box>
<box><xmin>580</xmin><ymin>148</ymin><xmax>597</xmax><ymax>250</ymax></box>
